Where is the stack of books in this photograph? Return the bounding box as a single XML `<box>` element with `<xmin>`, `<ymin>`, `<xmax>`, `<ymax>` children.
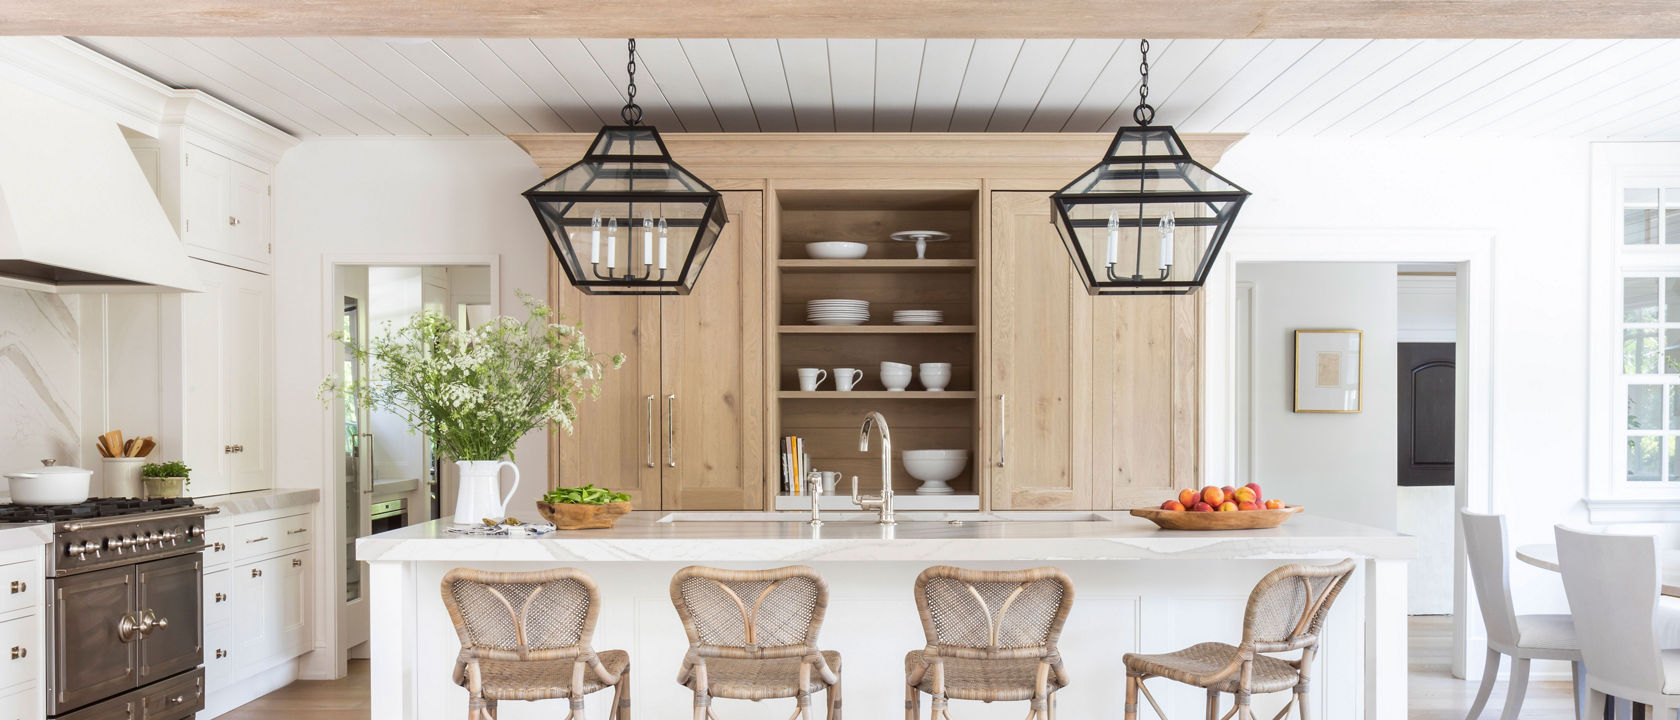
<box><xmin>780</xmin><ymin>436</ymin><xmax>811</xmax><ymax>495</ymax></box>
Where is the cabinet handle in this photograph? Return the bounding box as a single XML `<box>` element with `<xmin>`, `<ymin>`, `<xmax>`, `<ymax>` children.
<box><xmin>645</xmin><ymin>394</ymin><xmax>656</xmax><ymax>468</ymax></box>
<box><xmin>666</xmin><ymin>394</ymin><xmax>676</xmax><ymax>468</ymax></box>
<box><xmin>996</xmin><ymin>394</ymin><xmax>1007</xmax><ymax>468</ymax></box>
<box><xmin>8</xmin><ymin>580</ymin><xmax>23</xmax><ymax>594</ymax></box>
<box><xmin>216</xmin><ymin>649</ymin><xmax>227</xmax><ymax>659</ymax></box>
<box><xmin>214</xmin><ymin>592</ymin><xmax>227</xmax><ymax>603</ymax></box>
<box><xmin>360</xmin><ymin>433</ymin><xmax>375</xmax><ymax>494</ymax></box>
<box><xmin>228</xmin><ymin>216</ymin><xmax>240</xmax><ymax>227</ymax></box>
<box><xmin>118</xmin><ymin>613</ymin><xmax>139</xmax><ymax>643</ymax></box>
<box><xmin>251</xmin><ymin>568</ymin><xmax>263</xmax><ymax>578</ymax></box>
<box><xmin>292</xmin><ymin>558</ymin><xmax>303</xmax><ymax>568</ymax></box>
<box><xmin>212</xmin><ymin>542</ymin><xmax>226</xmax><ymax>552</ymax></box>
<box><xmin>8</xmin><ymin>646</ymin><xmax>22</xmax><ymax>660</ymax></box>
<box><xmin>286</xmin><ymin>528</ymin><xmax>307</xmax><ymax>535</ymax></box>
<box><xmin>246</xmin><ymin>536</ymin><xmax>268</xmax><ymax>544</ymax></box>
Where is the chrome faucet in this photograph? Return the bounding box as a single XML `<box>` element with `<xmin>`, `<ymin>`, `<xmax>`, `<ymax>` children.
<box><xmin>807</xmin><ymin>469</ymin><xmax>824</xmax><ymax>526</ymax></box>
<box><xmin>852</xmin><ymin>411</ymin><xmax>895</xmax><ymax>525</ymax></box>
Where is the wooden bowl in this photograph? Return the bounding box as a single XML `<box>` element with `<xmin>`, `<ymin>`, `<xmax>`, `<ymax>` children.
<box><xmin>1129</xmin><ymin>505</ymin><xmax>1303</xmax><ymax>530</ymax></box>
<box><xmin>536</xmin><ymin>500</ymin><xmax>632</xmax><ymax>530</ymax></box>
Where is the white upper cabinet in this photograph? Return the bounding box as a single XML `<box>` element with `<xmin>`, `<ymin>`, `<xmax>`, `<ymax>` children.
<box><xmin>167</xmin><ymin>260</ymin><xmax>273</xmax><ymax>498</ymax></box>
<box><xmin>181</xmin><ymin>143</ymin><xmax>272</xmax><ymax>273</ymax></box>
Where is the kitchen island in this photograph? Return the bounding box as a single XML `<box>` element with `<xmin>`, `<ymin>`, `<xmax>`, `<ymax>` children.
<box><xmin>358</xmin><ymin>511</ymin><xmax>1414</xmax><ymax>719</ymax></box>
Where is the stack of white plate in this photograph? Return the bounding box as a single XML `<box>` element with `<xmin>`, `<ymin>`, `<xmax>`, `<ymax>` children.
<box><xmin>892</xmin><ymin>310</ymin><xmax>944</xmax><ymax>326</ymax></box>
<box><xmin>807</xmin><ymin>299</ymin><xmax>870</xmax><ymax>325</ymax></box>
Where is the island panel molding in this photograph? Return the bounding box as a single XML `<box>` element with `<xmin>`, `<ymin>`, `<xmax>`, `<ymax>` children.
<box><xmin>12</xmin><ymin>1</ymin><xmax>1676</xmax><ymax>39</ymax></box>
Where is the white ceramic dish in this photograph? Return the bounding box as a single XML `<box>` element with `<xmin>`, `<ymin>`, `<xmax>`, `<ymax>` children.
<box><xmin>890</xmin><ymin>230</ymin><xmax>952</xmax><ymax>259</ymax></box>
<box><xmin>805</xmin><ymin>241</ymin><xmax>868</xmax><ymax>259</ymax></box>
<box><xmin>918</xmin><ymin>363</ymin><xmax>953</xmax><ymax>391</ymax></box>
<box><xmin>902</xmin><ymin>450</ymin><xmax>970</xmax><ymax>494</ymax></box>
<box><xmin>5</xmin><ymin>462</ymin><xmax>92</xmax><ymax>505</ymax></box>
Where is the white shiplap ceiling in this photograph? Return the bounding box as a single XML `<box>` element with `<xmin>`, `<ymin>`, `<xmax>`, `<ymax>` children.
<box><xmin>76</xmin><ymin>37</ymin><xmax>1680</xmax><ymax>140</ymax></box>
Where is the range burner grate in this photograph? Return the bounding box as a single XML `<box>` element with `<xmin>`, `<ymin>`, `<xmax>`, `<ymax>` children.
<box><xmin>0</xmin><ymin>497</ymin><xmax>196</xmax><ymax>523</ymax></box>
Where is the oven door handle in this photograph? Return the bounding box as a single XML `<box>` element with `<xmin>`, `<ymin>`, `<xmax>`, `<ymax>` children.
<box><xmin>118</xmin><ymin>612</ymin><xmax>140</xmax><ymax>643</ymax></box>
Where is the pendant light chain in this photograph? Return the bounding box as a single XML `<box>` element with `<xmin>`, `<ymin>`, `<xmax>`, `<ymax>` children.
<box><xmin>1133</xmin><ymin>39</ymin><xmax>1155</xmax><ymax>126</ymax></box>
<box><xmin>621</xmin><ymin>38</ymin><xmax>644</xmax><ymax>126</ymax></box>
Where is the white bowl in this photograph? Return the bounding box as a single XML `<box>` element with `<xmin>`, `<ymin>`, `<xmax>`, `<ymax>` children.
<box><xmin>902</xmin><ymin>450</ymin><xmax>970</xmax><ymax>494</ymax></box>
<box><xmin>881</xmin><ymin>369</ymin><xmax>913</xmax><ymax>391</ymax></box>
<box><xmin>805</xmin><ymin>242</ymin><xmax>868</xmax><ymax>259</ymax></box>
<box><xmin>5</xmin><ymin>464</ymin><xmax>92</xmax><ymax>505</ymax></box>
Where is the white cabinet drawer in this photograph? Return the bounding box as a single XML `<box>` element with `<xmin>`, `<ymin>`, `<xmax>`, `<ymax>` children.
<box><xmin>203</xmin><ymin>569</ymin><xmax>232</xmax><ymax>628</ymax></box>
<box><xmin>0</xmin><ymin>683</ymin><xmax>38</xmax><ymax>720</ymax></box>
<box><xmin>0</xmin><ymin>617</ymin><xmax>37</xmax><ymax>691</ymax></box>
<box><xmin>232</xmin><ymin>514</ymin><xmax>308</xmax><ymax>562</ymax></box>
<box><xmin>203</xmin><ymin>527</ymin><xmax>232</xmax><ymax>569</ymax></box>
<box><xmin>0</xmin><ymin>562</ymin><xmax>37</xmax><ymax>616</ymax></box>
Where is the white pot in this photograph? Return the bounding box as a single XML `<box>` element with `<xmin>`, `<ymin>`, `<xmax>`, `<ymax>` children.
<box><xmin>103</xmin><ymin>457</ymin><xmax>145</xmax><ymax>498</ymax></box>
<box><xmin>5</xmin><ymin>461</ymin><xmax>92</xmax><ymax>505</ymax></box>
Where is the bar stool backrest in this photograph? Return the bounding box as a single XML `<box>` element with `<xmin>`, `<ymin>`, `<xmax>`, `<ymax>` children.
<box><xmin>1241</xmin><ymin>559</ymin><xmax>1357</xmax><ymax>654</ymax></box>
<box><xmin>671</xmin><ymin>565</ymin><xmax>828</xmax><ymax>656</ymax></box>
<box><xmin>1555</xmin><ymin>526</ymin><xmax>1667</xmax><ymax>692</ymax></box>
<box><xmin>1459</xmin><ymin>509</ymin><xmax>1520</xmax><ymax>647</ymax></box>
<box><xmin>441</xmin><ymin>567</ymin><xmax>602</xmax><ymax>662</ymax></box>
<box><xmin>914</xmin><ymin>566</ymin><xmax>1074</xmax><ymax>656</ymax></box>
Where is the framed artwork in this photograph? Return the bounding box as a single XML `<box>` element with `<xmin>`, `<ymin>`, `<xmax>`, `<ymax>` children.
<box><xmin>1294</xmin><ymin>329</ymin><xmax>1363</xmax><ymax>413</ymax></box>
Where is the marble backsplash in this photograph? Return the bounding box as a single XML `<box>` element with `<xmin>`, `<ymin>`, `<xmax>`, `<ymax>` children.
<box><xmin>0</xmin><ymin>287</ymin><xmax>81</xmax><ymax>474</ymax></box>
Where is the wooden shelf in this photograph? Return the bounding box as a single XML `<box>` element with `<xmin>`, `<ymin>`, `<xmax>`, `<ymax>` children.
<box><xmin>779</xmin><ymin>259</ymin><xmax>977</xmax><ymax>273</ymax></box>
<box><xmin>778</xmin><ymin>391</ymin><xmax>977</xmax><ymax>399</ymax></box>
<box><xmin>779</xmin><ymin>325</ymin><xmax>977</xmax><ymax>334</ymax></box>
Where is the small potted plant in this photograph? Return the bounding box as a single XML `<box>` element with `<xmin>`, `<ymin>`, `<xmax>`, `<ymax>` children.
<box><xmin>140</xmin><ymin>461</ymin><xmax>191</xmax><ymax>499</ymax></box>
<box><xmin>536</xmin><ymin>484</ymin><xmax>632</xmax><ymax>530</ymax></box>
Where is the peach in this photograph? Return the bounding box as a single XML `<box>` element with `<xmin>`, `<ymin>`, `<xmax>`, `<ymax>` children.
<box><xmin>1201</xmin><ymin>485</ymin><xmax>1225</xmax><ymax>506</ymax></box>
<box><xmin>1191</xmin><ymin>501</ymin><xmax>1214</xmax><ymax>512</ymax></box>
<box><xmin>1264</xmin><ymin>499</ymin><xmax>1284</xmax><ymax>510</ymax></box>
<box><xmin>1232</xmin><ymin>486</ymin><xmax>1257</xmax><ymax>504</ymax></box>
<box><xmin>1244</xmin><ymin>483</ymin><xmax>1264</xmax><ymax>504</ymax></box>
<box><xmin>1217</xmin><ymin>501</ymin><xmax>1238</xmax><ymax>512</ymax></box>
<box><xmin>1221</xmin><ymin>486</ymin><xmax>1237</xmax><ymax>500</ymax></box>
<box><xmin>1237</xmin><ymin>501</ymin><xmax>1259</xmax><ymax>511</ymax></box>
<box><xmin>1178</xmin><ymin>488</ymin><xmax>1199</xmax><ymax>508</ymax></box>
<box><xmin>1161</xmin><ymin>500</ymin><xmax>1185</xmax><ymax>511</ymax></box>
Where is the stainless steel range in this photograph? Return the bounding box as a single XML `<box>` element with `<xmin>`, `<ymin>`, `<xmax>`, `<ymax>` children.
<box><xmin>0</xmin><ymin>498</ymin><xmax>218</xmax><ymax>720</ymax></box>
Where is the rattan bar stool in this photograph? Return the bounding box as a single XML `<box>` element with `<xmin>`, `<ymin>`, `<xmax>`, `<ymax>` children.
<box><xmin>440</xmin><ymin>567</ymin><xmax>631</xmax><ymax>720</ymax></box>
<box><xmin>1123</xmin><ymin>559</ymin><xmax>1356</xmax><ymax>720</ymax></box>
<box><xmin>670</xmin><ymin>565</ymin><xmax>842</xmax><ymax>720</ymax></box>
<box><xmin>904</xmin><ymin>566</ymin><xmax>1075</xmax><ymax>720</ymax></box>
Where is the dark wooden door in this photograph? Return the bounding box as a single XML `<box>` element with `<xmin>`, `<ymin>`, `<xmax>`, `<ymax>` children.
<box><xmin>1398</xmin><ymin>342</ymin><xmax>1455</xmax><ymax>486</ymax></box>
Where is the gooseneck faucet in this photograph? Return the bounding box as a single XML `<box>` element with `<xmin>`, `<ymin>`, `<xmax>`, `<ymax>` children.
<box><xmin>852</xmin><ymin>411</ymin><xmax>895</xmax><ymax>525</ymax></box>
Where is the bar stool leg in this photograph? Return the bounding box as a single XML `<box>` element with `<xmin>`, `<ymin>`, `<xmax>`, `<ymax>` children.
<box><xmin>905</xmin><ymin>685</ymin><xmax>919</xmax><ymax>720</ymax></box>
<box><xmin>1125</xmin><ymin>676</ymin><xmax>1139</xmax><ymax>720</ymax></box>
<box><xmin>827</xmin><ymin>673</ymin><xmax>841</xmax><ymax>720</ymax></box>
<box><xmin>1206</xmin><ymin>688</ymin><xmax>1219</xmax><ymax>720</ymax></box>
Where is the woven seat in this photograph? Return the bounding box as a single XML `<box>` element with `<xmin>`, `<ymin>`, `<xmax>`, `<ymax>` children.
<box><xmin>671</xmin><ymin>566</ymin><xmax>841</xmax><ymax>720</ymax></box>
<box><xmin>904</xmin><ymin>566</ymin><xmax>1074</xmax><ymax>719</ymax></box>
<box><xmin>1123</xmin><ymin>559</ymin><xmax>1356</xmax><ymax>720</ymax></box>
<box><xmin>441</xmin><ymin>568</ymin><xmax>631</xmax><ymax>720</ymax></box>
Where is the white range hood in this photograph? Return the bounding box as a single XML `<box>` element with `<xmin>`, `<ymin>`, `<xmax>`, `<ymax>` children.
<box><xmin>0</xmin><ymin>75</ymin><xmax>200</xmax><ymax>293</ymax></box>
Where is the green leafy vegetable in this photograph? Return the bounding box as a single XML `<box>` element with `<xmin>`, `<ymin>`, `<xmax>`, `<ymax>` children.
<box><xmin>542</xmin><ymin>484</ymin><xmax>630</xmax><ymax>505</ymax></box>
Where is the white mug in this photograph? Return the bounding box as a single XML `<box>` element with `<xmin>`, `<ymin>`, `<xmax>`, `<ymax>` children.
<box><xmin>834</xmin><ymin>368</ymin><xmax>864</xmax><ymax>392</ymax></box>
<box><xmin>818</xmin><ymin>471</ymin><xmax>841</xmax><ymax>494</ymax></box>
<box><xmin>797</xmin><ymin>368</ymin><xmax>828</xmax><ymax>391</ymax></box>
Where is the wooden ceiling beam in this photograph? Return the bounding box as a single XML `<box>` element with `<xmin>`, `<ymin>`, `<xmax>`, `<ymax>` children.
<box><xmin>8</xmin><ymin>0</ymin><xmax>1679</xmax><ymax>39</ymax></box>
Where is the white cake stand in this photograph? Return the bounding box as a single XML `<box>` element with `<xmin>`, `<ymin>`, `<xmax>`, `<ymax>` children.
<box><xmin>890</xmin><ymin>230</ymin><xmax>951</xmax><ymax>260</ymax></box>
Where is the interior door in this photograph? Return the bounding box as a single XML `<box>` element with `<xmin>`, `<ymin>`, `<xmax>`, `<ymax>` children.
<box><xmin>136</xmin><ymin>554</ymin><xmax>202</xmax><ymax>683</ymax></box>
<box><xmin>1399</xmin><ymin>342</ymin><xmax>1456</xmax><ymax>486</ymax></box>
<box><xmin>661</xmin><ymin>191</ymin><xmax>764</xmax><ymax>510</ymax></box>
<box><xmin>51</xmin><ymin>566</ymin><xmax>136</xmax><ymax>713</ymax></box>
<box><xmin>988</xmin><ymin>192</ymin><xmax>1090</xmax><ymax>509</ymax></box>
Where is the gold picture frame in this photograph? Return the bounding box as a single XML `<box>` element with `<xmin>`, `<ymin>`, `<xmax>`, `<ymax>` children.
<box><xmin>1294</xmin><ymin>329</ymin><xmax>1363</xmax><ymax>413</ymax></box>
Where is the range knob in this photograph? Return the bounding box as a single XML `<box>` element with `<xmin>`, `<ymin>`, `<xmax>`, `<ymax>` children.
<box><xmin>105</xmin><ymin>537</ymin><xmax>123</xmax><ymax>554</ymax></box>
<box><xmin>186</xmin><ymin>526</ymin><xmax>205</xmax><ymax>539</ymax></box>
<box><xmin>147</xmin><ymin>531</ymin><xmax>163</xmax><ymax>544</ymax></box>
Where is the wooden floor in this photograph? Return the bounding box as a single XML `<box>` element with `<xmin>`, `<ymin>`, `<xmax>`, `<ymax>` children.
<box><xmin>215</xmin><ymin>618</ymin><xmax>1576</xmax><ymax>719</ymax></box>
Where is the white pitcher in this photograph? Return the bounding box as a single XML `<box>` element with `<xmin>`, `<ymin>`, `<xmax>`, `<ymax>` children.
<box><xmin>452</xmin><ymin>460</ymin><xmax>520</xmax><ymax>525</ymax></box>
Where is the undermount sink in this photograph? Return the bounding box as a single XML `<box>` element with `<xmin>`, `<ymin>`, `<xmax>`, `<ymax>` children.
<box><xmin>656</xmin><ymin>511</ymin><xmax>1112</xmax><ymax>524</ymax></box>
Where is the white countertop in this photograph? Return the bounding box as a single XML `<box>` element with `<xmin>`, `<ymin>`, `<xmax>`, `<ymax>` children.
<box><xmin>357</xmin><ymin>510</ymin><xmax>1415</xmax><ymax>564</ymax></box>
<box><xmin>0</xmin><ymin>523</ymin><xmax>52</xmax><ymax>551</ymax></box>
<box><xmin>197</xmin><ymin>487</ymin><xmax>320</xmax><ymax>516</ymax></box>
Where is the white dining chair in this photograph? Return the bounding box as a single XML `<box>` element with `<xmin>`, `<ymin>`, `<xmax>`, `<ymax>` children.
<box><xmin>1555</xmin><ymin>526</ymin><xmax>1680</xmax><ymax>720</ymax></box>
<box><xmin>1461</xmin><ymin>510</ymin><xmax>1586</xmax><ymax>720</ymax></box>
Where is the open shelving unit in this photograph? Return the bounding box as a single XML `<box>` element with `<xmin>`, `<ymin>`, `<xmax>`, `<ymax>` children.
<box><xmin>769</xmin><ymin>187</ymin><xmax>983</xmax><ymax>507</ymax></box>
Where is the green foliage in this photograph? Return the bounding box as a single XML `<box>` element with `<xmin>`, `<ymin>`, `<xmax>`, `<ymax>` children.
<box><xmin>542</xmin><ymin>484</ymin><xmax>631</xmax><ymax>505</ymax></box>
<box><xmin>323</xmin><ymin>292</ymin><xmax>624</xmax><ymax>462</ymax></box>
<box><xmin>141</xmin><ymin>461</ymin><xmax>191</xmax><ymax>487</ymax></box>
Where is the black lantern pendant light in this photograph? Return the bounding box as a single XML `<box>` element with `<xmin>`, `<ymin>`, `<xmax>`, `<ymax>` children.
<box><xmin>1050</xmin><ymin>40</ymin><xmax>1250</xmax><ymax>296</ymax></box>
<box><xmin>523</xmin><ymin>39</ymin><xmax>727</xmax><ymax>295</ymax></box>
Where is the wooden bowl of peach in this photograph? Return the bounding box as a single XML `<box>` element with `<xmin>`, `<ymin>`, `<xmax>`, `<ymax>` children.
<box><xmin>1130</xmin><ymin>483</ymin><xmax>1302</xmax><ymax>531</ymax></box>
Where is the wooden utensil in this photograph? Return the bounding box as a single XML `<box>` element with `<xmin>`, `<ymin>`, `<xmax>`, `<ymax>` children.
<box><xmin>1129</xmin><ymin>505</ymin><xmax>1303</xmax><ymax>531</ymax></box>
<box><xmin>101</xmin><ymin>431</ymin><xmax>123</xmax><ymax>459</ymax></box>
<box><xmin>134</xmin><ymin>437</ymin><xmax>156</xmax><ymax>458</ymax></box>
<box><xmin>96</xmin><ymin>435</ymin><xmax>112</xmax><ymax>458</ymax></box>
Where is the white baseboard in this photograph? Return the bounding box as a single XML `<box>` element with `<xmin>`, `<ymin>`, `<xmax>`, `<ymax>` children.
<box><xmin>201</xmin><ymin>659</ymin><xmax>300</xmax><ymax>719</ymax></box>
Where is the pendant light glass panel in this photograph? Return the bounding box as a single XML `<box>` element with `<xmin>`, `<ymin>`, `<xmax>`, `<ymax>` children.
<box><xmin>1051</xmin><ymin>126</ymin><xmax>1248</xmax><ymax>296</ymax></box>
<box><xmin>525</xmin><ymin>126</ymin><xmax>727</xmax><ymax>295</ymax></box>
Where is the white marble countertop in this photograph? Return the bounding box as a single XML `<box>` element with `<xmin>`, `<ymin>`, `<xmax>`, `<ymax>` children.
<box><xmin>357</xmin><ymin>510</ymin><xmax>1415</xmax><ymax>563</ymax></box>
<box><xmin>0</xmin><ymin>523</ymin><xmax>53</xmax><ymax>551</ymax></box>
<box><xmin>197</xmin><ymin>487</ymin><xmax>320</xmax><ymax>516</ymax></box>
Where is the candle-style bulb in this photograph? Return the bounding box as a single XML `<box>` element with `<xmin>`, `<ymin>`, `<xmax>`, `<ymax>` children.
<box><xmin>657</xmin><ymin>217</ymin><xmax>670</xmax><ymax>270</ymax></box>
<box><xmin>606</xmin><ymin>216</ymin><xmax>618</xmax><ymax>270</ymax></box>
<box><xmin>1105</xmin><ymin>209</ymin><xmax>1120</xmax><ymax>268</ymax></box>
<box><xmin>1157</xmin><ymin>212</ymin><xmax>1175</xmax><ymax>273</ymax></box>
<box><xmin>590</xmin><ymin>210</ymin><xmax>602</xmax><ymax>265</ymax></box>
<box><xmin>642</xmin><ymin>211</ymin><xmax>654</xmax><ymax>267</ymax></box>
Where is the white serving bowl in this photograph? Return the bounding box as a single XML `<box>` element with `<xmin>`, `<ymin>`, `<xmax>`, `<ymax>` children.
<box><xmin>881</xmin><ymin>370</ymin><xmax>913</xmax><ymax>391</ymax></box>
<box><xmin>918</xmin><ymin>363</ymin><xmax>953</xmax><ymax>391</ymax></box>
<box><xmin>902</xmin><ymin>450</ymin><xmax>970</xmax><ymax>494</ymax></box>
<box><xmin>805</xmin><ymin>241</ymin><xmax>868</xmax><ymax>259</ymax></box>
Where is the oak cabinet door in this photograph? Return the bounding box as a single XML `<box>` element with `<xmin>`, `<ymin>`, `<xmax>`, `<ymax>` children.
<box><xmin>987</xmin><ymin>192</ymin><xmax>1090</xmax><ymax>510</ymax></box>
<box><xmin>661</xmin><ymin>191</ymin><xmax>764</xmax><ymax>510</ymax></box>
<box><xmin>1090</xmin><ymin>294</ymin><xmax>1200</xmax><ymax>509</ymax></box>
<box><xmin>551</xmin><ymin>280</ymin><xmax>663</xmax><ymax>509</ymax></box>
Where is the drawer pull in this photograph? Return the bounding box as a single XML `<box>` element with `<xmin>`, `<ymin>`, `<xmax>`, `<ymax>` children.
<box><xmin>292</xmin><ymin>558</ymin><xmax>303</xmax><ymax>567</ymax></box>
<box><xmin>170</xmin><ymin>694</ymin><xmax>186</xmax><ymax>705</ymax></box>
<box><xmin>8</xmin><ymin>580</ymin><xmax>23</xmax><ymax>594</ymax></box>
<box><xmin>251</xmin><ymin>568</ymin><xmax>263</xmax><ymax>578</ymax></box>
<box><xmin>216</xmin><ymin>648</ymin><xmax>227</xmax><ymax>659</ymax></box>
<box><xmin>8</xmin><ymin>646</ymin><xmax>22</xmax><ymax>660</ymax></box>
<box><xmin>245</xmin><ymin>536</ymin><xmax>269</xmax><ymax>544</ymax></box>
<box><xmin>118</xmin><ymin>613</ymin><xmax>139</xmax><ymax>643</ymax></box>
<box><xmin>286</xmin><ymin>528</ymin><xmax>307</xmax><ymax>535</ymax></box>
<box><xmin>215</xmin><ymin>592</ymin><xmax>227</xmax><ymax>602</ymax></box>
<box><xmin>212</xmin><ymin>542</ymin><xmax>226</xmax><ymax>552</ymax></box>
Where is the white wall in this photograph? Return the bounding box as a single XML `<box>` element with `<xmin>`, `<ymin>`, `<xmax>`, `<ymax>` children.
<box><xmin>1237</xmin><ymin>262</ymin><xmax>1399</xmax><ymax>530</ymax></box>
<box><xmin>1398</xmin><ymin>275</ymin><xmax>1460</xmax><ymax>615</ymax></box>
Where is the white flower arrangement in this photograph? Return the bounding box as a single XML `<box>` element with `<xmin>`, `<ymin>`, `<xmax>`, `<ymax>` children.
<box><xmin>322</xmin><ymin>291</ymin><xmax>624</xmax><ymax>461</ymax></box>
